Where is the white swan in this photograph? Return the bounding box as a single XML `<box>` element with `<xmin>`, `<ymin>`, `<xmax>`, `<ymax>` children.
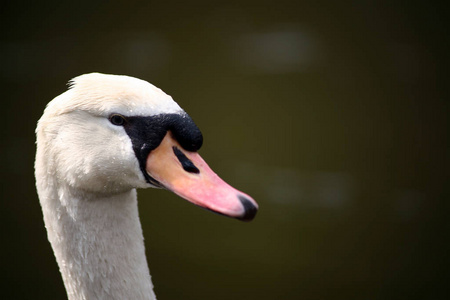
<box><xmin>35</xmin><ymin>73</ymin><xmax>258</xmax><ymax>300</ymax></box>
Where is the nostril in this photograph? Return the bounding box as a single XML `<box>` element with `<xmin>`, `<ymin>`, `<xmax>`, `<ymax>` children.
<box><xmin>237</xmin><ymin>195</ymin><xmax>258</xmax><ymax>221</ymax></box>
<box><xmin>172</xmin><ymin>146</ymin><xmax>200</xmax><ymax>174</ymax></box>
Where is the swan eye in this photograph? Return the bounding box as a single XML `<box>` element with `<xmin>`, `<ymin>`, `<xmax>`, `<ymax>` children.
<box><xmin>109</xmin><ymin>114</ymin><xmax>126</xmax><ymax>126</ymax></box>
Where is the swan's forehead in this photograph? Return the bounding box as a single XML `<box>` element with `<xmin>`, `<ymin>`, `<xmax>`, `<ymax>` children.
<box><xmin>60</xmin><ymin>73</ymin><xmax>183</xmax><ymax>117</ymax></box>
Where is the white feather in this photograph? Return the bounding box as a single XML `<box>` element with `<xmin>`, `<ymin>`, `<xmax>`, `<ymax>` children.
<box><xmin>35</xmin><ymin>73</ymin><xmax>187</xmax><ymax>300</ymax></box>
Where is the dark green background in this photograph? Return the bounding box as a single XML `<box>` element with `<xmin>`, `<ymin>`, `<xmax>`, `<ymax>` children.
<box><xmin>1</xmin><ymin>1</ymin><xmax>448</xmax><ymax>299</ymax></box>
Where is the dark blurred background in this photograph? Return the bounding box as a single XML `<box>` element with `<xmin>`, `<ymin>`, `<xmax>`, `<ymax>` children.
<box><xmin>1</xmin><ymin>1</ymin><xmax>448</xmax><ymax>299</ymax></box>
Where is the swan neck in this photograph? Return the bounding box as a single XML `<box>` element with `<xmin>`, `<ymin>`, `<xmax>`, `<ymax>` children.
<box><xmin>39</xmin><ymin>184</ymin><xmax>156</xmax><ymax>300</ymax></box>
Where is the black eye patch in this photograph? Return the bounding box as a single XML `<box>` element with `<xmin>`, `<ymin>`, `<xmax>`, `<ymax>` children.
<box><xmin>121</xmin><ymin>112</ymin><xmax>203</xmax><ymax>185</ymax></box>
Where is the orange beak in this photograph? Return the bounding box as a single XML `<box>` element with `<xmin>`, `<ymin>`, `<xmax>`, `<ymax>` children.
<box><xmin>145</xmin><ymin>132</ymin><xmax>258</xmax><ymax>221</ymax></box>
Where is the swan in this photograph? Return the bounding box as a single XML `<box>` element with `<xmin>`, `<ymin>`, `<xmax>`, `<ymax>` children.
<box><xmin>35</xmin><ymin>73</ymin><xmax>258</xmax><ymax>300</ymax></box>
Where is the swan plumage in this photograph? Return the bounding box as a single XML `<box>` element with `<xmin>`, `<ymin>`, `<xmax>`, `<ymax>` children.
<box><xmin>35</xmin><ymin>73</ymin><xmax>257</xmax><ymax>300</ymax></box>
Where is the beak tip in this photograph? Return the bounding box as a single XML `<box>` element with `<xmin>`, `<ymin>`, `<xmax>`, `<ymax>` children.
<box><xmin>237</xmin><ymin>195</ymin><xmax>258</xmax><ymax>221</ymax></box>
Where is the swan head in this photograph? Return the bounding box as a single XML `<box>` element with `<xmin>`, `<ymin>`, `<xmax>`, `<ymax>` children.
<box><xmin>36</xmin><ymin>73</ymin><xmax>257</xmax><ymax>221</ymax></box>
